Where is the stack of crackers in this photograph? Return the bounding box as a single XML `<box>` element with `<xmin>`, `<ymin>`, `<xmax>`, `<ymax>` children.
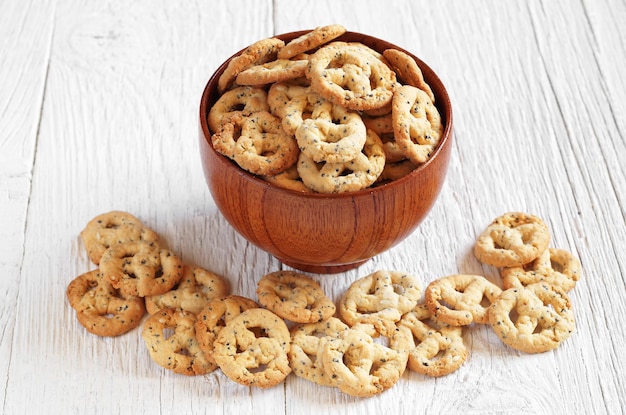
<box><xmin>207</xmin><ymin>24</ymin><xmax>444</xmax><ymax>194</ymax></box>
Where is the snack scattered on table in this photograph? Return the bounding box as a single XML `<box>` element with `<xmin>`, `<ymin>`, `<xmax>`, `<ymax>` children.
<box><xmin>473</xmin><ymin>211</ymin><xmax>551</xmax><ymax>268</ymax></box>
<box><xmin>338</xmin><ymin>270</ymin><xmax>422</xmax><ymax>335</ymax></box>
<box><xmin>319</xmin><ymin>323</ymin><xmax>412</xmax><ymax>397</ymax></box>
<box><xmin>80</xmin><ymin>210</ymin><xmax>160</xmax><ymax>265</ymax></box>
<box><xmin>474</xmin><ymin>211</ymin><xmax>581</xmax><ymax>353</ymax></box>
<box><xmin>195</xmin><ymin>295</ymin><xmax>260</xmax><ymax>361</ymax></box>
<box><xmin>207</xmin><ymin>24</ymin><xmax>445</xmax><ymax>193</ymax></box>
<box><xmin>66</xmin><ymin>208</ymin><xmax>583</xmax><ymax>395</ymax></box>
<box><xmin>256</xmin><ymin>270</ymin><xmax>335</xmax><ymax>323</ymax></box>
<box><xmin>212</xmin><ymin>308</ymin><xmax>292</xmax><ymax>388</ymax></box>
<box><xmin>145</xmin><ymin>265</ymin><xmax>230</xmax><ymax>315</ymax></box>
<box><xmin>488</xmin><ymin>283</ymin><xmax>575</xmax><ymax>354</ymax></box>
<box><xmin>424</xmin><ymin>274</ymin><xmax>502</xmax><ymax>326</ymax></box>
<box><xmin>99</xmin><ymin>241</ymin><xmax>184</xmax><ymax>297</ymax></box>
<box><xmin>67</xmin><ymin>210</ymin><xmax>229</xmax><ymax>339</ymax></box>
<box><xmin>399</xmin><ymin>304</ymin><xmax>467</xmax><ymax>377</ymax></box>
<box><xmin>288</xmin><ymin>317</ymin><xmax>350</xmax><ymax>387</ymax></box>
<box><xmin>66</xmin><ymin>269</ymin><xmax>146</xmax><ymax>337</ymax></box>
<box><xmin>500</xmin><ymin>247</ymin><xmax>581</xmax><ymax>292</ymax></box>
<box><xmin>142</xmin><ymin>307</ymin><xmax>218</xmax><ymax>376</ymax></box>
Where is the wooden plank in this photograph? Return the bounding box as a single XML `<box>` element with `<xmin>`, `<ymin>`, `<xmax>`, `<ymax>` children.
<box><xmin>0</xmin><ymin>0</ymin><xmax>55</xmax><ymax>408</ymax></box>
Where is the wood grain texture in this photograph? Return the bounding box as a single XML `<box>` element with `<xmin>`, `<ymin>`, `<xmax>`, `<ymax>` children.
<box><xmin>1</xmin><ymin>0</ymin><xmax>625</xmax><ymax>414</ymax></box>
<box><xmin>0</xmin><ymin>0</ymin><xmax>55</xmax><ymax>409</ymax></box>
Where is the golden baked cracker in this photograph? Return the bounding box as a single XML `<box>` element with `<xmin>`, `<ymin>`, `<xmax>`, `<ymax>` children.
<box><xmin>399</xmin><ymin>303</ymin><xmax>467</xmax><ymax>377</ymax></box>
<box><xmin>145</xmin><ymin>265</ymin><xmax>229</xmax><ymax>315</ymax></box>
<box><xmin>80</xmin><ymin>210</ymin><xmax>160</xmax><ymax>265</ymax></box>
<box><xmin>212</xmin><ymin>308</ymin><xmax>292</xmax><ymax>388</ymax></box>
<box><xmin>425</xmin><ymin>274</ymin><xmax>502</xmax><ymax>326</ymax></box>
<box><xmin>297</xmin><ymin>128</ymin><xmax>386</xmax><ymax>194</ymax></box>
<box><xmin>377</xmin><ymin>159</ymin><xmax>418</xmax><ymax>183</ymax></box>
<box><xmin>501</xmin><ymin>247</ymin><xmax>581</xmax><ymax>292</ymax></box>
<box><xmin>474</xmin><ymin>212</ymin><xmax>551</xmax><ymax>268</ymax></box>
<box><xmin>66</xmin><ymin>269</ymin><xmax>146</xmax><ymax>337</ymax></box>
<box><xmin>212</xmin><ymin>111</ymin><xmax>299</xmax><ymax>176</ymax></box>
<box><xmin>289</xmin><ymin>317</ymin><xmax>349</xmax><ymax>387</ymax></box>
<box><xmin>261</xmin><ymin>164</ymin><xmax>312</xmax><ymax>193</ymax></box>
<box><xmin>217</xmin><ymin>37</ymin><xmax>285</xmax><ymax>94</ymax></box>
<box><xmin>328</xmin><ymin>41</ymin><xmax>390</xmax><ymax>65</ymax></box>
<box><xmin>361</xmin><ymin>100</ymin><xmax>393</xmax><ymax>118</ymax></box>
<box><xmin>320</xmin><ymin>324</ymin><xmax>411</xmax><ymax>397</ymax></box>
<box><xmin>256</xmin><ymin>270</ymin><xmax>335</xmax><ymax>323</ymax></box>
<box><xmin>195</xmin><ymin>295</ymin><xmax>259</xmax><ymax>361</ymax></box>
<box><xmin>307</xmin><ymin>43</ymin><xmax>397</xmax><ymax>111</ymax></box>
<box><xmin>141</xmin><ymin>307</ymin><xmax>217</xmax><ymax>375</ymax></box>
<box><xmin>489</xmin><ymin>283</ymin><xmax>575</xmax><ymax>353</ymax></box>
<box><xmin>207</xmin><ymin>86</ymin><xmax>269</xmax><ymax>133</ymax></box>
<box><xmin>99</xmin><ymin>241</ymin><xmax>183</xmax><ymax>297</ymax></box>
<box><xmin>278</xmin><ymin>24</ymin><xmax>346</xmax><ymax>60</ymax></box>
<box><xmin>267</xmin><ymin>80</ymin><xmax>310</xmax><ymax>122</ymax></box>
<box><xmin>383</xmin><ymin>48</ymin><xmax>435</xmax><ymax>102</ymax></box>
<box><xmin>295</xmin><ymin>99</ymin><xmax>367</xmax><ymax>163</ymax></box>
<box><xmin>279</xmin><ymin>89</ymin><xmax>329</xmax><ymax>136</ymax></box>
<box><xmin>392</xmin><ymin>84</ymin><xmax>444</xmax><ymax>165</ymax></box>
<box><xmin>338</xmin><ymin>270</ymin><xmax>422</xmax><ymax>335</ymax></box>
<box><xmin>363</xmin><ymin>113</ymin><xmax>406</xmax><ymax>163</ymax></box>
<box><xmin>235</xmin><ymin>59</ymin><xmax>308</xmax><ymax>86</ymax></box>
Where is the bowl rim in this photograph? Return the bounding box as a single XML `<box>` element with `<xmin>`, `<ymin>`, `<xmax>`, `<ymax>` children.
<box><xmin>199</xmin><ymin>29</ymin><xmax>453</xmax><ymax>200</ymax></box>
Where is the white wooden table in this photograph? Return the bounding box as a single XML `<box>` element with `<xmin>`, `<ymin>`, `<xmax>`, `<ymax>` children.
<box><xmin>2</xmin><ymin>0</ymin><xmax>625</xmax><ymax>414</ymax></box>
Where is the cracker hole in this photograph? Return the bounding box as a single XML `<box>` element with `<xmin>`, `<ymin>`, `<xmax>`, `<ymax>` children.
<box><xmin>372</xmin><ymin>335</ymin><xmax>390</xmax><ymax>348</ymax></box>
<box><xmin>252</xmin><ymin>327</ymin><xmax>270</xmax><ymax>339</ymax></box>
<box><xmin>369</xmin><ymin>77</ymin><xmax>376</xmax><ymax>91</ymax></box>
<box><xmin>427</xmin><ymin>347</ymin><xmax>446</xmax><ymax>363</ymax></box>
<box><xmin>550</xmin><ymin>259</ymin><xmax>564</xmax><ymax>273</ymax></box>
<box><xmin>337</xmin><ymin>167</ymin><xmax>353</xmax><ymax>177</ymax></box>
<box><xmin>249</xmin><ymin>363</ymin><xmax>268</xmax><ymax>374</ymax></box>
<box><xmin>370</xmin><ymin>359</ymin><xmax>384</xmax><ymax>375</ymax></box>
<box><xmin>176</xmin><ymin>348</ymin><xmax>192</xmax><ymax>357</ymax></box>
<box><xmin>438</xmin><ymin>298</ymin><xmax>455</xmax><ymax>312</ymax></box>
<box><xmin>87</xmin><ymin>281</ymin><xmax>98</xmax><ymax>292</ymax></box>
<box><xmin>480</xmin><ymin>295</ymin><xmax>492</xmax><ymax>309</ymax></box>
<box><xmin>162</xmin><ymin>327</ymin><xmax>175</xmax><ymax>340</ymax></box>
<box><xmin>216</xmin><ymin>318</ymin><xmax>227</xmax><ymax>328</ymax></box>
<box><xmin>393</xmin><ymin>284</ymin><xmax>406</xmax><ymax>296</ymax></box>
<box><xmin>310</xmin><ymin>330</ymin><xmax>329</xmax><ymax>339</ymax></box>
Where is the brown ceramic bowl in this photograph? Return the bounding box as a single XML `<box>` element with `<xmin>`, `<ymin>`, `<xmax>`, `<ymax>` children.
<box><xmin>199</xmin><ymin>30</ymin><xmax>453</xmax><ymax>274</ymax></box>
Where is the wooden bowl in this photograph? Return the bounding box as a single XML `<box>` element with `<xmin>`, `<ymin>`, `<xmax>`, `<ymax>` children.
<box><xmin>199</xmin><ymin>30</ymin><xmax>453</xmax><ymax>274</ymax></box>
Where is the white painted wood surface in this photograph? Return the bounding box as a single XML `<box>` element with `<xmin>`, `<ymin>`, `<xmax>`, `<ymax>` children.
<box><xmin>1</xmin><ymin>0</ymin><xmax>625</xmax><ymax>413</ymax></box>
